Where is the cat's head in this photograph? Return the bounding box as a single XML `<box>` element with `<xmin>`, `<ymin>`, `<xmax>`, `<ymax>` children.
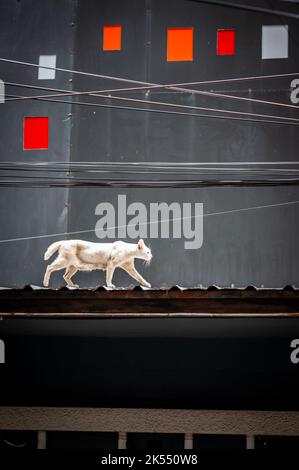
<box><xmin>136</xmin><ymin>239</ymin><xmax>152</xmax><ymax>262</ymax></box>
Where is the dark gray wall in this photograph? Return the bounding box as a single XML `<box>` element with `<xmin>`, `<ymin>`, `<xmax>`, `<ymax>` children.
<box><xmin>0</xmin><ymin>0</ymin><xmax>299</xmax><ymax>287</ymax></box>
<box><xmin>0</xmin><ymin>0</ymin><xmax>73</xmax><ymax>287</ymax></box>
<box><xmin>69</xmin><ymin>0</ymin><xmax>299</xmax><ymax>288</ymax></box>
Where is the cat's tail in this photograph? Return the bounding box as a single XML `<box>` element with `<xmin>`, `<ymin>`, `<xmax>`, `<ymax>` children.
<box><xmin>44</xmin><ymin>241</ymin><xmax>62</xmax><ymax>260</ymax></box>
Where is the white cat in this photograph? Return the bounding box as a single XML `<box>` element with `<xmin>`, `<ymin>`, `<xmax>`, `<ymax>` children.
<box><xmin>43</xmin><ymin>239</ymin><xmax>152</xmax><ymax>289</ymax></box>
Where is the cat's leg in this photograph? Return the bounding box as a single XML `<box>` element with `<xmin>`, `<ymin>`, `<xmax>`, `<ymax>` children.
<box><xmin>43</xmin><ymin>257</ymin><xmax>67</xmax><ymax>287</ymax></box>
<box><xmin>43</xmin><ymin>266</ymin><xmax>52</xmax><ymax>287</ymax></box>
<box><xmin>121</xmin><ymin>262</ymin><xmax>151</xmax><ymax>288</ymax></box>
<box><xmin>63</xmin><ymin>265</ymin><xmax>79</xmax><ymax>289</ymax></box>
<box><xmin>106</xmin><ymin>262</ymin><xmax>116</xmax><ymax>289</ymax></box>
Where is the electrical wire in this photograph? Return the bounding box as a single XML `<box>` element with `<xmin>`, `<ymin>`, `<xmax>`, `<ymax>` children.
<box><xmin>6</xmin><ymin>90</ymin><xmax>299</xmax><ymax>127</ymax></box>
<box><xmin>1</xmin><ymin>57</ymin><xmax>298</xmax><ymax>184</ymax></box>
<box><xmin>0</xmin><ymin>37</ymin><xmax>298</xmax><ymax>186</ymax></box>
<box><xmin>179</xmin><ymin>72</ymin><xmax>299</xmax><ymax>86</ymax></box>
<box><xmin>2</xmin><ymin>160</ymin><xmax>299</xmax><ymax>187</ymax></box>
<box><xmin>2</xmin><ymin>162</ymin><xmax>299</xmax><ymax>176</ymax></box>
<box><xmin>6</xmin><ymin>78</ymin><xmax>299</xmax><ymax>112</ymax></box>
<box><xmin>2</xmin><ymin>161</ymin><xmax>299</xmax><ymax>168</ymax></box>
<box><xmin>1</xmin><ymin>56</ymin><xmax>298</xmax><ymax>88</ymax></box>
<box><xmin>191</xmin><ymin>0</ymin><xmax>299</xmax><ymax>19</ymax></box>
<box><xmin>1</xmin><ymin>174</ymin><xmax>299</xmax><ymax>188</ymax></box>
<box><xmin>4</xmin><ymin>89</ymin><xmax>299</xmax><ymax>126</ymax></box>
<box><xmin>4</xmin><ymin>81</ymin><xmax>299</xmax><ymax>124</ymax></box>
<box><xmin>1</xmin><ymin>57</ymin><xmax>299</xmax><ymax>121</ymax></box>
<box><xmin>1</xmin><ymin>199</ymin><xmax>299</xmax><ymax>244</ymax></box>
<box><xmin>1</xmin><ymin>438</ymin><xmax>27</xmax><ymax>448</ymax></box>
<box><xmin>1</xmin><ymin>180</ymin><xmax>299</xmax><ymax>188</ymax></box>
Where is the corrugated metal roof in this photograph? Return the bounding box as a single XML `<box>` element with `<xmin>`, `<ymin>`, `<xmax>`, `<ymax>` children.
<box><xmin>0</xmin><ymin>284</ymin><xmax>298</xmax><ymax>291</ymax></box>
<box><xmin>1</xmin><ymin>285</ymin><xmax>299</xmax><ymax>318</ymax></box>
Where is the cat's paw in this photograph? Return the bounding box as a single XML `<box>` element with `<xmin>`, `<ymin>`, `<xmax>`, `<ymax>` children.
<box><xmin>67</xmin><ymin>284</ymin><xmax>79</xmax><ymax>289</ymax></box>
<box><xmin>106</xmin><ymin>283</ymin><xmax>116</xmax><ymax>289</ymax></box>
<box><xmin>143</xmin><ymin>282</ymin><xmax>151</xmax><ymax>288</ymax></box>
<box><xmin>43</xmin><ymin>279</ymin><xmax>49</xmax><ymax>287</ymax></box>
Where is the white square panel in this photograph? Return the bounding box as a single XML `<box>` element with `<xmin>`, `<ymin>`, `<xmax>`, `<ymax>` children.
<box><xmin>262</xmin><ymin>25</ymin><xmax>288</xmax><ymax>59</ymax></box>
<box><xmin>0</xmin><ymin>79</ymin><xmax>4</xmax><ymax>103</ymax></box>
<box><xmin>38</xmin><ymin>55</ymin><xmax>56</xmax><ymax>80</ymax></box>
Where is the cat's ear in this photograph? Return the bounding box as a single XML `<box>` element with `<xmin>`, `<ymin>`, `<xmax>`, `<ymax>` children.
<box><xmin>137</xmin><ymin>239</ymin><xmax>144</xmax><ymax>250</ymax></box>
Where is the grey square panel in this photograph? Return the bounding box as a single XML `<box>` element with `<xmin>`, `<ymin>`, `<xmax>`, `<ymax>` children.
<box><xmin>38</xmin><ymin>55</ymin><xmax>56</xmax><ymax>79</ymax></box>
<box><xmin>262</xmin><ymin>25</ymin><xmax>288</xmax><ymax>59</ymax></box>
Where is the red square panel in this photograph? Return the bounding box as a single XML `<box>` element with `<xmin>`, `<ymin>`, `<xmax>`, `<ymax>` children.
<box><xmin>103</xmin><ymin>25</ymin><xmax>122</xmax><ymax>51</ymax></box>
<box><xmin>167</xmin><ymin>28</ymin><xmax>194</xmax><ymax>62</ymax></box>
<box><xmin>23</xmin><ymin>117</ymin><xmax>49</xmax><ymax>150</ymax></box>
<box><xmin>217</xmin><ymin>29</ymin><xmax>235</xmax><ymax>55</ymax></box>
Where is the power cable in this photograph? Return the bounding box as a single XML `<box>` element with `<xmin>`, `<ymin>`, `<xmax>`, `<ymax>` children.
<box><xmin>191</xmin><ymin>0</ymin><xmax>299</xmax><ymax>19</ymax></box>
<box><xmin>1</xmin><ymin>57</ymin><xmax>299</xmax><ymax>121</ymax></box>
<box><xmin>6</xmin><ymin>90</ymin><xmax>299</xmax><ymax>127</ymax></box>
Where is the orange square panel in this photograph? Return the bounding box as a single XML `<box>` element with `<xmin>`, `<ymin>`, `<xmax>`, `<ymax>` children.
<box><xmin>103</xmin><ymin>25</ymin><xmax>122</xmax><ymax>51</ymax></box>
<box><xmin>167</xmin><ymin>28</ymin><xmax>194</xmax><ymax>62</ymax></box>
